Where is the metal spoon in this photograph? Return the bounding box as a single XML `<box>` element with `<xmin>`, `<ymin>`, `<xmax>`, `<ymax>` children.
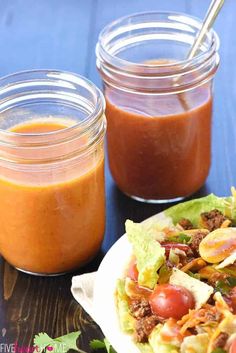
<box><xmin>176</xmin><ymin>0</ymin><xmax>225</xmax><ymax>110</ymax></box>
<box><xmin>187</xmin><ymin>0</ymin><xmax>225</xmax><ymax>60</ymax></box>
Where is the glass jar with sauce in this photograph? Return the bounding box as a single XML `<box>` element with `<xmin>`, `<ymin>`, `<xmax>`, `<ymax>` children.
<box><xmin>0</xmin><ymin>70</ymin><xmax>106</xmax><ymax>275</ymax></box>
<box><xmin>96</xmin><ymin>12</ymin><xmax>219</xmax><ymax>203</ymax></box>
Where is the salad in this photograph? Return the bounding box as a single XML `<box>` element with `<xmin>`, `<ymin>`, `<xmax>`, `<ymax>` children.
<box><xmin>116</xmin><ymin>190</ymin><xmax>236</xmax><ymax>353</ymax></box>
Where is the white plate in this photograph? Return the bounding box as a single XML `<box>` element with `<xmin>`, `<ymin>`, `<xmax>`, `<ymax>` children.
<box><xmin>93</xmin><ymin>211</ymin><xmax>168</xmax><ymax>353</ymax></box>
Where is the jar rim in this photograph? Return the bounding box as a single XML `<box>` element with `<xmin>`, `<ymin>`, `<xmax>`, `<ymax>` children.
<box><xmin>0</xmin><ymin>69</ymin><xmax>105</xmax><ymax>141</ymax></box>
<box><xmin>96</xmin><ymin>11</ymin><xmax>219</xmax><ymax>75</ymax></box>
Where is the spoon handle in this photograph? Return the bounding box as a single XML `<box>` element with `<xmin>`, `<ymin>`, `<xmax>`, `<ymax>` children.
<box><xmin>188</xmin><ymin>0</ymin><xmax>225</xmax><ymax>60</ymax></box>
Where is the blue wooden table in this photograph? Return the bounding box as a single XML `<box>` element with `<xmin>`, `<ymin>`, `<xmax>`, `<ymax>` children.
<box><xmin>0</xmin><ymin>0</ymin><xmax>235</xmax><ymax>351</ymax></box>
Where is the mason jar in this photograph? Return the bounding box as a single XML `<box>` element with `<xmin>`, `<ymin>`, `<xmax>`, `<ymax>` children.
<box><xmin>96</xmin><ymin>12</ymin><xmax>219</xmax><ymax>203</ymax></box>
<box><xmin>0</xmin><ymin>70</ymin><xmax>106</xmax><ymax>275</ymax></box>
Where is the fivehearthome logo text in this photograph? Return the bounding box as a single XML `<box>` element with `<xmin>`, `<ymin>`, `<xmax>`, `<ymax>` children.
<box><xmin>0</xmin><ymin>328</ymin><xmax>81</xmax><ymax>353</ymax></box>
<box><xmin>0</xmin><ymin>329</ymin><xmax>67</xmax><ymax>353</ymax></box>
<box><xmin>0</xmin><ymin>342</ymin><xmax>68</xmax><ymax>353</ymax></box>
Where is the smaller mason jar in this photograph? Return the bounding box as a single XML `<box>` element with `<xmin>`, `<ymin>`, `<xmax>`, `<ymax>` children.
<box><xmin>0</xmin><ymin>70</ymin><xmax>106</xmax><ymax>275</ymax></box>
<box><xmin>96</xmin><ymin>12</ymin><xmax>219</xmax><ymax>203</ymax></box>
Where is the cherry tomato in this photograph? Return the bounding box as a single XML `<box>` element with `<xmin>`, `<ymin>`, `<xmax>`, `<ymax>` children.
<box><xmin>230</xmin><ymin>339</ymin><xmax>236</xmax><ymax>353</ymax></box>
<box><xmin>127</xmin><ymin>258</ymin><xmax>139</xmax><ymax>282</ymax></box>
<box><xmin>149</xmin><ymin>284</ymin><xmax>195</xmax><ymax>320</ymax></box>
<box><xmin>161</xmin><ymin>243</ymin><xmax>191</xmax><ymax>257</ymax></box>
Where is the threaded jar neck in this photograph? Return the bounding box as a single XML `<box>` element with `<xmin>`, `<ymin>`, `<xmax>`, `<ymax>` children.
<box><xmin>96</xmin><ymin>12</ymin><xmax>219</xmax><ymax>94</ymax></box>
<box><xmin>0</xmin><ymin>70</ymin><xmax>106</xmax><ymax>164</ymax></box>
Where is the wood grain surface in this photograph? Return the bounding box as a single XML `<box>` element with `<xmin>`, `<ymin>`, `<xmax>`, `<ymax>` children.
<box><xmin>0</xmin><ymin>0</ymin><xmax>235</xmax><ymax>352</ymax></box>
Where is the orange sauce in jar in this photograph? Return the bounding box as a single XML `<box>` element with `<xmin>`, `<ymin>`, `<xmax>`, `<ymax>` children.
<box><xmin>0</xmin><ymin>121</ymin><xmax>105</xmax><ymax>274</ymax></box>
<box><xmin>96</xmin><ymin>9</ymin><xmax>219</xmax><ymax>203</ymax></box>
<box><xmin>105</xmin><ymin>84</ymin><xmax>212</xmax><ymax>201</ymax></box>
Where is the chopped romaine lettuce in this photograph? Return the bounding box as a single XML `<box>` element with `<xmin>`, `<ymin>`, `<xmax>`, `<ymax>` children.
<box><xmin>218</xmin><ymin>311</ymin><xmax>236</xmax><ymax>335</ymax></box>
<box><xmin>116</xmin><ymin>279</ymin><xmax>135</xmax><ymax>332</ymax></box>
<box><xmin>137</xmin><ymin>343</ymin><xmax>154</xmax><ymax>353</ymax></box>
<box><xmin>169</xmin><ymin>249</ymin><xmax>179</xmax><ymax>266</ymax></box>
<box><xmin>149</xmin><ymin>326</ymin><xmax>179</xmax><ymax>353</ymax></box>
<box><xmin>180</xmin><ymin>334</ymin><xmax>209</xmax><ymax>353</ymax></box>
<box><xmin>125</xmin><ymin>220</ymin><xmax>165</xmax><ymax>289</ymax></box>
<box><xmin>165</xmin><ymin>194</ymin><xmax>232</xmax><ymax>227</ymax></box>
<box><xmin>158</xmin><ymin>264</ymin><xmax>172</xmax><ymax>284</ymax></box>
<box><xmin>213</xmin><ymin>293</ymin><xmax>236</xmax><ymax>334</ymax></box>
<box><xmin>144</xmin><ymin>212</ymin><xmax>174</xmax><ymax>235</ymax></box>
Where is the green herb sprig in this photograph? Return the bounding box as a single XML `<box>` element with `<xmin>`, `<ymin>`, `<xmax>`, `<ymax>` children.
<box><xmin>33</xmin><ymin>332</ymin><xmax>116</xmax><ymax>353</ymax></box>
<box><xmin>211</xmin><ymin>348</ymin><xmax>227</xmax><ymax>353</ymax></box>
<box><xmin>34</xmin><ymin>331</ymin><xmax>84</xmax><ymax>353</ymax></box>
<box><xmin>168</xmin><ymin>233</ymin><xmax>191</xmax><ymax>244</ymax></box>
<box><xmin>90</xmin><ymin>338</ymin><xmax>116</xmax><ymax>353</ymax></box>
<box><xmin>215</xmin><ymin>277</ymin><xmax>236</xmax><ymax>295</ymax></box>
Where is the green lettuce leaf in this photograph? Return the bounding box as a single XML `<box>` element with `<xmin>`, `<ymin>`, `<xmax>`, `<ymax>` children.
<box><xmin>116</xmin><ymin>279</ymin><xmax>135</xmax><ymax>333</ymax></box>
<box><xmin>148</xmin><ymin>326</ymin><xmax>178</xmax><ymax>353</ymax></box>
<box><xmin>218</xmin><ymin>312</ymin><xmax>236</xmax><ymax>335</ymax></box>
<box><xmin>143</xmin><ymin>214</ymin><xmax>174</xmax><ymax>241</ymax></box>
<box><xmin>125</xmin><ymin>220</ymin><xmax>165</xmax><ymax>289</ymax></box>
<box><xmin>137</xmin><ymin>343</ymin><xmax>154</xmax><ymax>353</ymax></box>
<box><xmin>165</xmin><ymin>194</ymin><xmax>232</xmax><ymax>227</ymax></box>
<box><xmin>180</xmin><ymin>334</ymin><xmax>209</xmax><ymax>353</ymax></box>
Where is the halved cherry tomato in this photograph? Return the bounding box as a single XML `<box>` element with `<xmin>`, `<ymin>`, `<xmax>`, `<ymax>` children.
<box><xmin>161</xmin><ymin>242</ymin><xmax>191</xmax><ymax>255</ymax></box>
<box><xmin>127</xmin><ymin>257</ymin><xmax>139</xmax><ymax>282</ymax></box>
<box><xmin>230</xmin><ymin>339</ymin><xmax>236</xmax><ymax>353</ymax></box>
<box><xmin>149</xmin><ymin>284</ymin><xmax>195</xmax><ymax>320</ymax></box>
